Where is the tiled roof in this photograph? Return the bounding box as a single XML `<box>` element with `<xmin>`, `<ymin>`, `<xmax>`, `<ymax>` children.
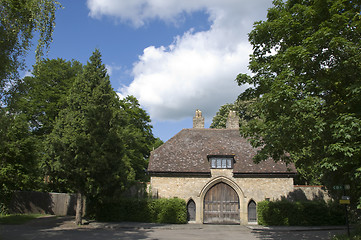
<box><xmin>148</xmin><ymin>128</ymin><xmax>297</xmax><ymax>175</ymax></box>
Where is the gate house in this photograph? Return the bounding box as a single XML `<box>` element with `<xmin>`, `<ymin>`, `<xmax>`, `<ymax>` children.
<box><xmin>148</xmin><ymin>110</ymin><xmax>297</xmax><ymax>224</ymax></box>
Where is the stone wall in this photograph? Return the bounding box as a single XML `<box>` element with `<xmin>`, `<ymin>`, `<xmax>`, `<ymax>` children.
<box><xmin>288</xmin><ymin>185</ymin><xmax>331</xmax><ymax>202</ymax></box>
<box><xmin>150</xmin><ymin>169</ymin><xmax>294</xmax><ymax>224</ymax></box>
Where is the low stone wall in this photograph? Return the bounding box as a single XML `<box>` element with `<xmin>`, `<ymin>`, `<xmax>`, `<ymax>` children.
<box><xmin>288</xmin><ymin>185</ymin><xmax>331</xmax><ymax>202</ymax></box>
<box><xmin>9</xmin><ymin>191</ymin><xmax>77</xmax><ymax>216</ymax></box>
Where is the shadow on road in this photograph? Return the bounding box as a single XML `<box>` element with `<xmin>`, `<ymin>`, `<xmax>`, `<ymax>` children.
<box><xmin>0</xmin><ymin>216</ymin><xmax>347</xmax><ymax>240</ymax></box>
<box><xmin>1</xmin><ymin>216</ymin><xmax>153</xmax><ymax>240</ymax></box>
<box><xmin>251</xmin><ymin>229</ymin><xmax>345</xmax><ymax>240</ymax></box>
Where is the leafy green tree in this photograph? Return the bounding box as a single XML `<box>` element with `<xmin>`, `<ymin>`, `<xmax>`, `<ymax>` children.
<box><xmin>210</xmin><ymin>99</ymin><xmax>257</xmax><ymax>129</ymax></box>
<box><xmin>0</xmin><ymin>58</ymin><xmax>82</xmax><ymax>199</ymax></box>
<box><xmin>237</xmin><ymin>0</ymin><xmax>361</xmax><ymax>207</ymax></box>
<box><xmin>0</xmin><ymin>0</ymin><xmax>61</xmax><ymax>99</ymax></box>
<box><xmin>120</xmin><ymin>96</ymin><xmax>156</xmax><ymax>182</ymax></box>
<box><xmin>210</xmin><ymin>103</ymin><xmax>235</xmax><ymax>129</ymax></box>
<box><xmin>8</xmin><ymin>58</ymin><xmax>82</xmax><ymax>136</ymax></box>
<box><xmin>44</xmin><ymin>50</ymin><xmax>134</xmax><ymax>224</ymax></box>
<box><xmin>0</xmin><ymin>109</ymin><xmax>39</xmax><ymax>213</ymax></box>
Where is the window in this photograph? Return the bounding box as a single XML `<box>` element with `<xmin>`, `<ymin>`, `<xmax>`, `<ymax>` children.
<box><xmin>209</xmin><ymin>157</ymin><xmax>234</xmax><ymax>169</ymax></box>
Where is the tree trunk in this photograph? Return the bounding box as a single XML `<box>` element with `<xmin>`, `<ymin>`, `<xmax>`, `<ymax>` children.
<box><xmin>75</xmin><ymin>192</ymin><xmax>83</xmax><ymax>225</ymax></box>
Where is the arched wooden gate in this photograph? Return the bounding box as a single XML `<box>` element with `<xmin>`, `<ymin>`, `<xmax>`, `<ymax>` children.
<box><xmin>203</xmin><ymin>182</ymin><xmax>240</xmax><ymax>224</ymax></box>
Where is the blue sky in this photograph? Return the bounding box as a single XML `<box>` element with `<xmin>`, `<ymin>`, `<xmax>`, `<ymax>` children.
<box><xmin>25</xmin><ymin>0</ymin><xmax>273</xmax><ymax>142</ymax></box>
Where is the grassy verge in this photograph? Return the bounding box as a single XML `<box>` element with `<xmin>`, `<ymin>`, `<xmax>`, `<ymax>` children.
<box><xmin>333</xmin><ymin>225</ymin><xmax>361</xmax><ymax>240</ymax></box>
<box><xmin>0</xmin><ymin>214</ymin><xmax>44</xmax><ymax>225</ymax></box>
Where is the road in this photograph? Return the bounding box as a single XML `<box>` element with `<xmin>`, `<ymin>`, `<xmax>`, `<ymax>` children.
<box><xmin>0</xmin><ymin>216</ymin><xmax>346</xmax><ymax>240</ymax></box>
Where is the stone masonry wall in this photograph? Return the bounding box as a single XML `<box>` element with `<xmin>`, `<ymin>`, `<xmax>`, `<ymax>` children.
<box><xmin>150</xmin><ymin>169</ymin><xmax>294</xmax><ymax>224</ymax></box>
<box><xmin>290</xmin><ymin>185</ymin><xmax>331</xmax><ymax>202</ymax></box>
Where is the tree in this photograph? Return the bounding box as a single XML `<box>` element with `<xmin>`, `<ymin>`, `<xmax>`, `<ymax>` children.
<box><xmin>0</xmin><ymin>0</ymin><xmax>60</xmax><ymax>99</ymax></box>
<box><xmin>0</xmin><ymin>58</ymin><xmax>82</xmax><ymax>196</ymax></box>
<box><xmin>8</xmin><ymin>58</ymin><xmax>82</xmax><ymax>137</ymax></box>
<box><xmin>237</xmin><ymin>0</ymin><xmax>361</xmax><ymax>208</ymax></box>
<box><xmin>119</xmin><ymin>96</ymin><xmax>156</xmax><ymax>182</ymax></box>
<box><xmin>210</xmin><ymin>103</ymin><xmax>235</xmax><ymax>129</ymax></box>
<box><xmin>0</xmin><ymin>109</ymin><xmax>39</xmax><ymax>213</ymax></box>
<box><xmin>0</xmin><ymin>59</ymin><xmax>81</xmax><ymax>213</ymax></box>
<box><xmin>44</xmin><ymin>50</ymin><xmax>134</xmax><ymax>224</ymax></box>
<box><xmin>210</xmin><ymin>99</ymin><xmax>257</xmax><ymax>129</ymax></box>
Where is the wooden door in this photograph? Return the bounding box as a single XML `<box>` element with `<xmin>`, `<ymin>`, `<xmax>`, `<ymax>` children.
<box><xmin>187</xmin><ymin>199</ymin><xmax>196</xmax><ymax>221</ymax></box>
<box><xmin>203</xmin><ymin>182</ymin><xmax>240</xmax><ymax>224</ymax></box>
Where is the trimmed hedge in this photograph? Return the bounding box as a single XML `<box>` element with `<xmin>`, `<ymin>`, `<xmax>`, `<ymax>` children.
<box><xmin>257</xmin><ymin>200</ymin><xmax>345</xmax><ymax>226</ymax></box>
<box><xmin>88</xmin><ymin>197</ymin><xmax>187</xmax><ymax>224</ymax></box>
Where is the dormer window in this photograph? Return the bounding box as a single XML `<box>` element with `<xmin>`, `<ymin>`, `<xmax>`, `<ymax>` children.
<box><xmin>208</xmin><ymin>156</ymin><xmax>234</xmax><ymax>169</ymax></box>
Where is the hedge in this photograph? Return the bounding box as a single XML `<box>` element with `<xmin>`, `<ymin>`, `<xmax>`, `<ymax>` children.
<box><xmin>88</xmin><ymin>197</ymin><xmax>187</xmax><ymax>224</ymax></box>
<box><xmin>257</xmin><ymin>200</ymin><xmax>345</xmax><ymax>226</ymax></box>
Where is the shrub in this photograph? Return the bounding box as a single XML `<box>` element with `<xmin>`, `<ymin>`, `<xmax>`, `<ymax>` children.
<box><xmin>88</xmin><ymin>197</ymin><xmax>187</xmax><ymax>224</ymax></box>
<box><xmin>257</xmin><ymin>199</ymin><xmax>345</xmax><ymax>226</ymax></box>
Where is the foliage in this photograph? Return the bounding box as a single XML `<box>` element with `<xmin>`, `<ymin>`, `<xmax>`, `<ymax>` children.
<box><xmin>1</xmin><ymin>52</ymin><xmax>156</xmax><ymax>216</ymax></box>
<box><xmin>210</xmin><ymin>103</ymin><xmax>235</xmax><ymax>129</ymax></box>
<box><xmin>0</xmin><ymin>0</ymin><xmax>61</xmax><ymax>99</ymax></box>
<box><xmin>88</xmin><ymin>197</ymin><xmax>187</xmax><ymax>224</ymax></box>
<box><xmin>0</xmin><ymin>58</ymin><xmax>83</xmax><ymax>209</ymax></box>
<box><xmin>0</xmin><ymin>109</ymin><xmax>40</xmax><ymax>214</ymax></box>
<box><xmin>8</xmin><ymin>58</ymin><xmax>82</xmax><ymax>137</ymax></box>
<box><xmin>43</xmin><ymin>49</ymin><xmax>156</xmax><ymax>223</ymax></box>
<box><xmin>237</xmin><ymin>0</ymin><xmax>361</xmax><ymax>207</ymax></box>
<box><xmin>257</xmin><ymin>200</ymin><xmax>345</xmax><ymax>226</ymax></box>
<box><xmin>0</xmin><ymin>214</ymin><xmax>43</xmax><ymax>225</ymax></box>
<box><xmin>44</xmin><ymin>50</ymin><xmax>130</xmax><ymax>196</ymax></box>
<box><xmin>210</xmin><ymin>99</ymin><xmax>257</xmax><ymax>129</ymax></box>
<box><xmin>119</xmin><ymin>96</ymin><xmax>156</xmax><ymax>182</ymax></box>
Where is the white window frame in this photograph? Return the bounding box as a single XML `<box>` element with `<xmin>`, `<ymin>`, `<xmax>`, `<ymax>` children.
<box><xmin>209</xmin><ymin>157</ymin><xmax>233</xmax><ymax>169</ymax></box>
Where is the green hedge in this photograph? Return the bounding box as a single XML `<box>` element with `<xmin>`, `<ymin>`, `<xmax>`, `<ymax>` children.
<box><xmin>88</xmin><ymin>197</ymin><xmax>187</xmax><ymax>224</ymax></box>
<box><xmin>257</xmin><ymin>200</ymin><xmax>345</xmax><ymax>226</ymax></box>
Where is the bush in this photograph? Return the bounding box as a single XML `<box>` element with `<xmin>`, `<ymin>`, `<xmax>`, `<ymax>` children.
<box><xmin>88</xmin><ymin>197</ymin><xmax>187</xmax><ymax>224</ymax></box>
<box><xmin>257</xmin><ymin>199</ymin><xmax>345</xmax><ymax>226</ymax></box>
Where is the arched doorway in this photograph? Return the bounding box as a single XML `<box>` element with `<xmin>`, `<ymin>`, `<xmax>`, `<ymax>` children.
<box><xmin>203</xmin><ymin>182</ymin><xmax>240</xmax><ymax>224</ymax></box>
<box><xmin>248</xmin><ymin>200</ymin><xmax>257</xmax><ymax>222</ymax></box>
<box><xmin>187</xmin><ymin>199</ymin><xmax>196</xmax><ymax>221</ymax></box>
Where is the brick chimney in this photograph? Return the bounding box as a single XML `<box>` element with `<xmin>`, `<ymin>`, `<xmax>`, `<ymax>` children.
<box><xmin>226</xmin><ymin>110</ymin><xmax>239</xmax><ymax>129</ymax></box>
<box><xmin>193</xmin><ymin>109</ymin><xmax>204</xmax><ymax>128</ymax></box>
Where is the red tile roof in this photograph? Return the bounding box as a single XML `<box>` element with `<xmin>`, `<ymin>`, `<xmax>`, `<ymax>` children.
<box><xmin>148</xmin><ymin>128</ymin><xmax>297</xmax><ymax>175</ymax></box>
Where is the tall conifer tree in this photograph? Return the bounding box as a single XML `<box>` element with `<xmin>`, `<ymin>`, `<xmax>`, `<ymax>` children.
<box><xmin>45</xmin><ymin>49</ymin><xmax>133</xmax><ymax>224</ymax></box>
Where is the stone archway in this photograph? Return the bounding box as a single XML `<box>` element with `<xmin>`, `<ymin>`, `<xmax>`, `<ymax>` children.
<box><xmin>199</xmin><ymin>176</ymin><xmax>245</xmax><ymax>224</ymax></box>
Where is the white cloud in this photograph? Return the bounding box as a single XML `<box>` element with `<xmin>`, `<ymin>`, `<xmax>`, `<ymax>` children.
<box><xmin>105</xmin><ymin>64</ymin><xmax>122</xmax><ymax>76</ymax></box>
<box><xmin>87</xmin><ymin>0</ymin><xmax>209</xmax><ymax>27</ymax></box>
<box><xmin>87</xmin><ymin>0</ymin><xmax>273</xmax><ymax>120</ymax></box>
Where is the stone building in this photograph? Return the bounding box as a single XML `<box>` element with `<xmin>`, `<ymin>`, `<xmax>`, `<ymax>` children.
<box><xmin>148</xmin><ymin>110</ymin><xmax>297</xmax><ymax>224</ymax></box>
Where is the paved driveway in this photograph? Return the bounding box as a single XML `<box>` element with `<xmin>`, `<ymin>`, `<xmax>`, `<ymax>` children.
<box><xmin>0</xmin><ymin>216</ymin><xmax>346</xmax><ymax>240</ymax></box>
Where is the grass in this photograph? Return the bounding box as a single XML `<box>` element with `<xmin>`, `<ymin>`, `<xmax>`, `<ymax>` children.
<box><xmin>333</xmin><ymin>224</ymin><xmax>361</xmax><ymax>240</ymax></box>
<box><xmin>0</xmin><ymin>214</ymin><xmax>44</xmax><ymax>225</ymax></box>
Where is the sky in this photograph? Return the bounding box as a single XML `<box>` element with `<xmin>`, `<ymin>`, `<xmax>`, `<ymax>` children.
<box><xmin>25</xmin><ymin>0</ymin><xmax>274</xmax><ymax>142</ymax></box>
